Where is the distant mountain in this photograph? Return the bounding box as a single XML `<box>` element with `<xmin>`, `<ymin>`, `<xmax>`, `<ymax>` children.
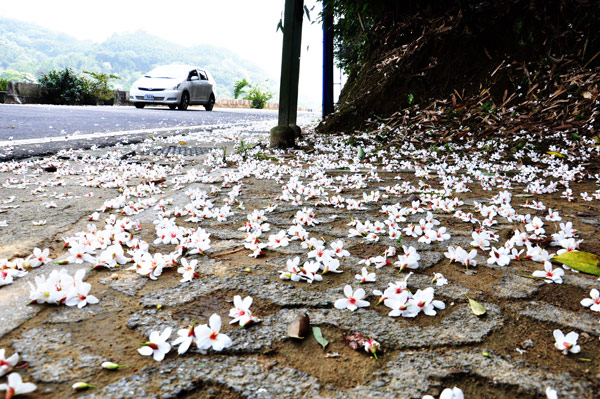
<box><xmin>0</xmin><ymin>17</ymin><xmax>276</xmax><ymax>98</ymax></box>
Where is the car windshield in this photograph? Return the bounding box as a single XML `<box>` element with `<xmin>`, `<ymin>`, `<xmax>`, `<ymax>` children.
<box><xmin>144</xmin><ymin>65</ymin><xmax>191</xmax><ymax>79</ymax></box>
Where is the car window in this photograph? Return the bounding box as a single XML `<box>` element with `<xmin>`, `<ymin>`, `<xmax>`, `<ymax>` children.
<box><xmin>199</xmin><ymin>71</ymin><xmax>208</xmax><ymax>81</ymax></box>
<box><xmin>188</xmin><ymin>70</ymin><xmax>198</xmax><ymax>79</ymax></box>
<box><xmin>146</xmin><ymin>65</ymin><xmax>190</xmax><ymax>79</ymax></box>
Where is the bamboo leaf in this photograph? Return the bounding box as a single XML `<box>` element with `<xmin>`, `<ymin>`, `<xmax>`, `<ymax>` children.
<box><xmin>552</xmin><ymin>251</ymin><xmax>600</xmax><ymax>276</ymax></box>
<box><xmin>466</xmin><ymin>296</ymin><xmax>486</xmax><ymax>316</ymax></box>
<box><xmin>312</xmin><ymin>327</ymin><xmax>328</xmax><ymax>349</ymax></box>
<box><xmin>304</xmin><ymin>5</ymin><xmax>311</xmax><ymax>22</ymax></box>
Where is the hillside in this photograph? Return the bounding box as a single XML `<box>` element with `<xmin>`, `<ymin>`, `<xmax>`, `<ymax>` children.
<box><xmin>0</xmin><ymin>17</ymin><xmax>276</xmax><ymax>98</ymax></box>
<box><xmin>319</xmin><ymin>0</ymin><xmax>600</xmax><ymax>143</ymax></box>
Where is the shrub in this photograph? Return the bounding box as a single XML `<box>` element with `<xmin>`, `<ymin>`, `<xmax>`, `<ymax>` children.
<box><xmin>39</xmin><ymin>68</ymin><xmax>91</xmax><ymax>105</ymax></box>
<box><xmin>0</xmin><ymin>78</ymin><xmax>7</xmax><ymax>92</ymax></box>
<box><xmin>245</xmin><ymin>83</ymin><xmax>273</xmax><ymax>109</ymax></box>
<box><xmin>84</xmin><ymin>71</ymin><xmax>120</xmax><ymax>101</ymax></box>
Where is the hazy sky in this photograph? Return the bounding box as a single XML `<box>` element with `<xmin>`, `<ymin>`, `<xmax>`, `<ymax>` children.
<box><xmin>0</xmin><ymin>0</ymin><xmax>332</xmax><ymax>108</ymax></box>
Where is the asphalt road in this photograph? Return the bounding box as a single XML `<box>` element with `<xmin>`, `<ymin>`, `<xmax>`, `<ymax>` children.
<box><xmin>0</xmin><ymin>104</ymin><xmax>284</xmax><ymax>141</ymax></box>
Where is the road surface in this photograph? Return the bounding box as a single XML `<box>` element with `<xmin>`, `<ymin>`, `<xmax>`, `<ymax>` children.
<box><xmin>0</xmin><ymin>104</ymin><xmax>317</xmax><ymax>160</ymax></box>
<box><xmin>0</xmin><ymin>104</ymin><xmax>290</xmax><ymax>141</ymax></box>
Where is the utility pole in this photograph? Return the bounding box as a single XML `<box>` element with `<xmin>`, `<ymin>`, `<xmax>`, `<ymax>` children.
<box><xmin>270</xmin><ymin>0</ymin><xmax>304</xmax><ymax>148</ymax></box>
<box><xmin>322</xmin><ymin>0</ymin><xmax>334</xmax><ymax>117</ymax></box>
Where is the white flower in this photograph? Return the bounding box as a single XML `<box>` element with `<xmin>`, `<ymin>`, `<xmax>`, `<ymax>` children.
<box><xmin>580</xmin><ymin>289</ymin><xmax>600</xmax><ymax>312</ymax></box>
<box><xmin>64</xmin><ymin>279</ymin><xmax>99</xmax><ymax>308</ymax></box>
<box><xmin>553</xmin><ymin>329</ymin><xmax>581</xmax><ymax>355</ymax></box>
<box><xmin>487</xmin><ymin>246</ymin><xmax>511</xmax><ymax>267</ymax></box>
<box><xmin>532</xmin><ymin>261</ymin><xmax>564</xmax><ymax>284</ymax></box>
<box><xmin>440</xmin><ymin>387</ymin><xmax>464</xmax><ymax>399</ymax></box>
<box><xmin>138</xmin><ymin>327</ymin><xmax>172</xmax><ymax>361</ymax></box>
<box><xmin>28</xmin><ymin>248</ymin><xmax>51</xmax><ymax>268</ymax></box>
<box><xmin>177</xmin><ymin>258</ymin><xmax>198</xmax><ymax>282</ymax></box>
<box><xmin>432</xmin><ymin>273</ymin><xmax>448</xmax><ymax>286</ymax></box>
<box><xmin>334</xmin><ymin>285</ymin><xmax>370</xmax><ymax>311</ymax></box>
<box><xmin>229</xmin><ymin>295</ymin><xmax>257</xmax><ymax>327</ymax></box>
<box><xmin>0</xmin><ymin>349</ymin><xmax>19</xmax><ymax>377</ymax></box>
<box><xmin>172</xmin><ymin>323</ymin><xmax>198</xmax><ymax>355</ymax></box>
<box><xmin>0</xmin><ymin>372</ymin><xmax>37</xmax><ymax>397</ymax></box>
<box><xmin>195</xmin><ymin>314</ymin><xmax>233</xmax><ymax>351</ymax></box>
<box><xmin>355</xmin><ymin>267</ymin><xmax>376</xmax><ymax>283</ymax></box>
<box><xmin>330</xmin><ymin>240</ymin><xmax>350</xmax><ymax>257</ymax></box>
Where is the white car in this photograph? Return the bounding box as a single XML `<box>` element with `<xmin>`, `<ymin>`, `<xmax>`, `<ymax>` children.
<box><xmin>130</xmin><ymin>64</ymin><xmax>217</xmax><ymax>111</ymax></box>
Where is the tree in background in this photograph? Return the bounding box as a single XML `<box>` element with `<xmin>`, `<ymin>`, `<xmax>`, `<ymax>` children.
<box><xmin>234</xmin><ymin>78</ymin><xmax>273</xmax><ymax>109</ymax></box>
<box><xmin>84</xmin><ymin>71</ymin><xmax>120</xmax><ymax>101</ymax></box>
<box><xmin>233</xmin><ymin>78</ymin><xmax>249</xmax><ymax>99</ymax></box>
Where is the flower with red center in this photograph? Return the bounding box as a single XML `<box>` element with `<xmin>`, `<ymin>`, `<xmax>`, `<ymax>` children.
<box><xmin>0</xmin><ymin>372</ymin><xmax>37</xmax><ymax>398</ymax></box>
<box><xmin>138</xmin><ymin>327</ymin><xmax>171</xmax><ymax>361</ymax></box>
<box><xmin>553</xmin><ymin>329</ymin><xmax>581</xmax><ymax>355</ymax></box>
<box><xmin>334</xmin><ymin>285</ymin><xmax>370</xmax><ymax>311</ymax></box>
<box><xmin>195</xmin><ymin>314</ymin><xmax>233</xmax><ymax>351</ymax></box>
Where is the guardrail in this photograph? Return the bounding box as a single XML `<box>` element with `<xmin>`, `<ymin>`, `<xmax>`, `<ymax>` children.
<box><xmin>1</xmin><ymin>82</ymin><xmax>304</xmax><ymax>110</ymax></box>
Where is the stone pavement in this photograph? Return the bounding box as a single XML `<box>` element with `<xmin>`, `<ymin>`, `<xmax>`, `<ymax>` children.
<box><xmin>0</xmin><ymin>121</ymin><xmax>599</xmax><ymax>399</ymax></box>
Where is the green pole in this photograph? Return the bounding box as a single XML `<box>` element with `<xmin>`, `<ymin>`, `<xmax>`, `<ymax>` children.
<box><xmin>271</xmin><ymin>0</ymin><xmax>304</xmax><ymax>148</ymax></box>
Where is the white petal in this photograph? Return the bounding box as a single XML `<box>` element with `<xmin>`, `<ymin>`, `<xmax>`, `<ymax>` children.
<box><xmin>233</xmin><ymin>295</ymin><xmax>242</xmax><ymax>308</ymax></box>
<box><xmin>17</xmin><ymin>382</ymin><xmax>37</xmax><ymax>395</ymax></box>
<box><xmin>581</xmin><ymin>298</ymin><xmax>594</xmax><ymax>307</ymax></box>
<box><xmin>334</xmin><ymin>298</ymin><xmax>348</xmax><ymax>309</ymax></box>
<box><xmin>354</xmin><ymin>288</ymin><xmax>366</xmax><ymax>300</ymax></box>
<box><xmin>177</xmin><ymin>338</ymin><xmax>192</xmax><ymax>354</ymax></box>
<box><xmin>357</xmin><ymin>299</ymin><xmax>370</xmax><ymax>308</ymax></box>
<box><xmin>159</xmin><ymin>327</ymin><xmax>172</xmax><ymax>342</ymax></box>
<box><xmin>242</xmin><ymin>296</ymin><xmax>253</xmax><ymax>309</ymax></box>
<box><xmin>565</xmin><ymin>331</ymin><xmax>579</xmax><ymax>344</ymax></box>
<box><xmin>137</xmin><ymin>346</ymin><xmax>153</xmax><ymax>357</ymax></box>
<box><xmin>343</xmin><ymin>284</ymin><xmax>353</xmax><ymax>298</ymax></box>
<box><xmin>209</xmin><ymin>314</ymin><xmax>222</xmax><ymax>332</ymax></box>
<box><xmin>553</xmin><ymin>329</ymin><xmax>565</xmax><ymax>342</ymax></box>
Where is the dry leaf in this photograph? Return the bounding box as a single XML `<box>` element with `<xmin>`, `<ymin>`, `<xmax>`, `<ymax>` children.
<box><xmin>466</xmin><ymin>296</ymin><xmax>486</xmax><ymax>316</ymax></box>
<box><xmin>344</xmin><ymin>332</ymin><xmax>366</xmax><ymax>351</ymax></box>
<box><xmin>288</xmin><ymin>313</ymin><xmax>310</xmax><ymax>339</ymax></box>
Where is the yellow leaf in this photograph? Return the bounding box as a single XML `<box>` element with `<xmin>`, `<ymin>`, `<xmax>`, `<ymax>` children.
<box><xmin>466</xmin><ymin>296</ymin><xmax>486</xmax><ymax>316</ymax></box>
<box><xmin>552</xmin><ymin>251</ymin><xmax>600</xmax><ymax>276</ymax></box>
<box><xmin>546</xmin><ymin>151</ymin><xmax>565</xmax><ymax>158</ymax></box>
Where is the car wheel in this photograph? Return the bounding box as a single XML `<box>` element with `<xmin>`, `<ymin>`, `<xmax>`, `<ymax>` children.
<box><xmin>134</xmin><ymin>103</ymin><xmax>145</xmax><ymax>109</ymax></box>
<box><xmin>204</xmin><ymin>94</ymin><xmax>215</xmax><ymax>111</ymax></box>
<box><xmin>178</xmin><ymin>92</ymin><xmax>189</xmax><ymax>110</ymax></box>
<box><xmin>168</xmin><ymin>104</ymin><xmax>177</xmax><ymax>110</ymax></box>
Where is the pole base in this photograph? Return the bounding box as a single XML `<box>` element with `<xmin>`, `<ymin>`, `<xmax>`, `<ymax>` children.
<box><xmin>270</xmin><ymin>125</ymin><xmax>295</xmax><ymax>149</ymax></box>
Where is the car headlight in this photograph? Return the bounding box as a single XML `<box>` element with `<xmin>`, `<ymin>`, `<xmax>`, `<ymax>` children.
<box><xmin>169</xmin><ymin>84</ymin><xmax>180</xmax><ymax>90</ymax></box>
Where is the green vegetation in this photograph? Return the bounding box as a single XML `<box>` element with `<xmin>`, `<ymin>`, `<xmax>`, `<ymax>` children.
<box><xmin>39</xmin><ymin>68</ymin><xmax>91</xmax><ymax>105</ymax></box>
<box><xmin>233</xmin><ymin>78</ymin><xmax>250</xmax><ymax>99</ymax></box>
<box><xmin>245</xmin><ymin>83</ymin><xmax>273</xmax><ymax>109</ymax></box>
<box><xmin>234</xmin><ymin>78</ymin><xmax>273</xmax><ymax>109</ymax></box>
<box><xmin>0</xmin><ymin>17</ymin><xmax>276</xmax><ymax>98</ymax></box>
<box><xmin>0</xmin><ymin>77</ymin><xmax>7</xmax><ymax>91</ymax></box>
<box><xmin>84</xmin><ymin>71</ymin><xmax>120</xmax><ymax>101</ymax></box>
